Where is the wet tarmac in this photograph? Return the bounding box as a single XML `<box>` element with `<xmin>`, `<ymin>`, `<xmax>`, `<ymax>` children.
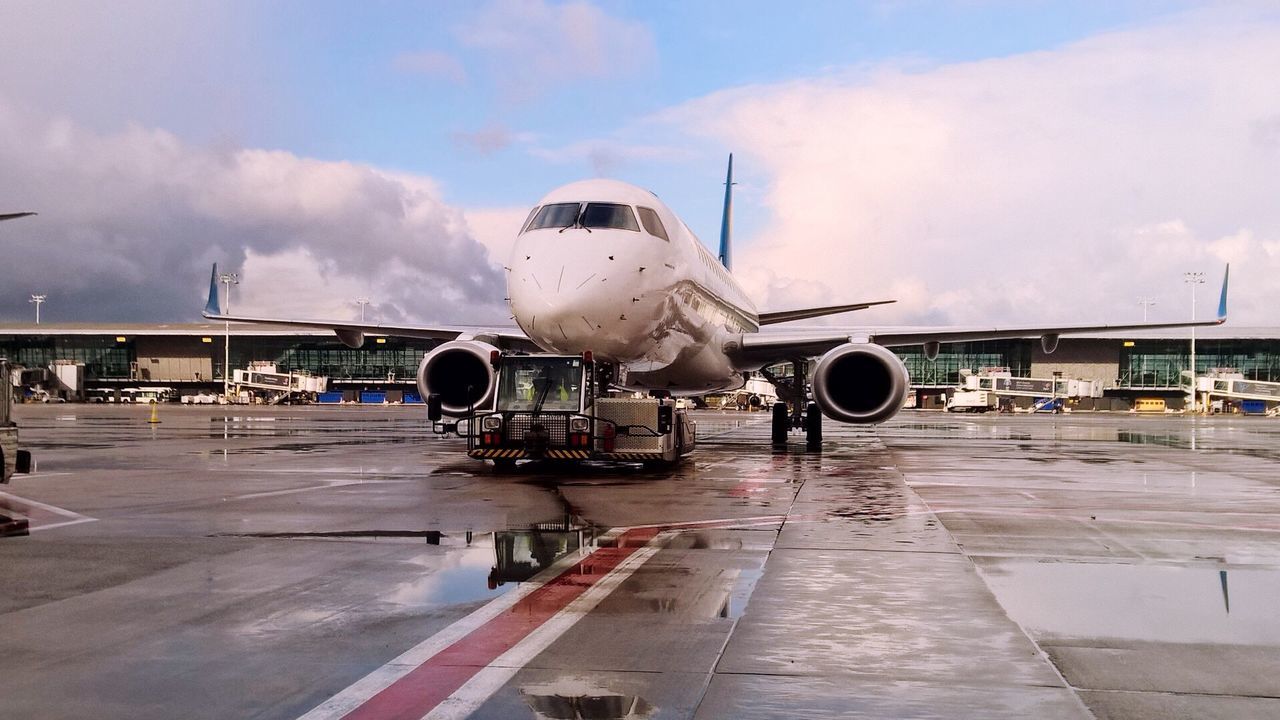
<box><xmin>2</xmin><ymin>405</ymin><xmax>1280</xmax><ymax>719</ymax></box>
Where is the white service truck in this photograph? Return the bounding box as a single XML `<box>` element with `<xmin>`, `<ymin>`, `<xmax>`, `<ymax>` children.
<box><xmin>429</xmin><ymin>353</ymin><xmax>695</xmax><ymax>467</ymax></box>
<box><xmin>1</xmin><ymin>359</ymin><xmax>35</xmax><ymax>484</ymax></box>
<box><xmin>945</xmin><ymin>389</ymin><xmax>996</xmax><ymax>413</ymax></box>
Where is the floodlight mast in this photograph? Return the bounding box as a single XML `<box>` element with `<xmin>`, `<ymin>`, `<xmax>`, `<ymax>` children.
<box><xmin>355</xmin><ymin>297</ymin><xmax>370</xmax><ymax>322</ymax></box>
<box><xmin>1183</xmin><ymin>272</ymin><xmax>1205</xmax><ymax>412</ymax></box>
<box><xmin>1138</xmin><ymin>297</ymin><xmax>1157</xmax><ymax>323</ymax></box>
<box><xmin>219</xmin><ymin>273</ymin><xmax>239</xmax><ymax>400</ymax></box>
<box><xmin>29</xmin><ymin>294</ymin><xmax>46</xmax><ymax>324</ymax></box>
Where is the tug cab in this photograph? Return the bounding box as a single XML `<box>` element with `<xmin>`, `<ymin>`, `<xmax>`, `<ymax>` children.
<box><xmin>1</xmin><ymin>358</ymin><xmax>34</xmax><ymax>485</ymax></box>
<box><xmin>428</xmin><ymin>352</ymin><xmax>695</xmax><ymax>468</ymax></box>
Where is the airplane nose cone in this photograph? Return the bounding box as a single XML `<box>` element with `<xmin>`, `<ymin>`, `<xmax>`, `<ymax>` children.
<box><xmin>508</xmin><ymin>229</ymin><xmax>655</xmax><ymax>356</ymax></box>
<box><xmin>509</xmin><ymin>260</ymin><xmax>619</xmax><ymax>349</ymax></box>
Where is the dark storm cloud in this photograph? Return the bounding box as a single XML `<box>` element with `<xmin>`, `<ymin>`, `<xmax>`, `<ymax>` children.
<box><xmin>0</xmin><ymin>103</ymin><xmax>507</xmax><ymax>325</ymax></box>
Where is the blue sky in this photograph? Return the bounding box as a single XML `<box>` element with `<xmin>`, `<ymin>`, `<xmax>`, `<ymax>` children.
<box><xmin>2</xmin><ymin>1</ymin><xmax>1276</xmax><ymax>325</ymax></box>
<box><xmin>244</xmin><ymin>1</ymin><xmax>1198</xmax><ymax>226</ymax></box>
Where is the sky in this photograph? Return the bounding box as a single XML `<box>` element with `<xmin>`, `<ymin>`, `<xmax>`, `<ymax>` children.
<box><xmin>0</xmin><ymin>0</ymin><xmax>1276</xmax><ymax>328</ymax></box>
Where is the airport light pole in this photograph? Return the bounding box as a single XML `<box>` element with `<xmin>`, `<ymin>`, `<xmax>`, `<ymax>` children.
<box><xmin>355</xmin><ymin>297</ymin><xmax>370</xmax><ymax>322</ymax></box>
<box><xmin>219</xmin><ymin>272</ymin><xmax>239</xmax><ymax>400</ymax></box>
<box><xmin>1138</xmin><ymin>297</ymin><xmax>1156</xmax><ymax>322</ymax></box>
<box><xmin>29</xmin><ymin>294</ymin><xmax>46</xmax><ymax>324</ymax></box>
<box><xmin>1184</xmin><ymin>272</ymin><xmax>1205</xmax><ymax>412</ymax></box>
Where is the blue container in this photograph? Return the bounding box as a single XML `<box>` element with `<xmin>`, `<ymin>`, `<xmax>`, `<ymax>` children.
<box><xmin>1242</xmin><ymin>400</ymin><xmax>1267</xmax><ymax>415</ymax></box>
<box><xmin>317</xmin><ymin>391</ymin><xmax>344</xmax><ymax>404</ymax></box>
<box><xmin>360</xmin><ymin>391</ymin><xmax>387</xmax><ymax>404</ymax></box>
<box><xmin>403</xmin><ymin>392</ymin><xmax>423</xmax><ymax>404</ymax></box>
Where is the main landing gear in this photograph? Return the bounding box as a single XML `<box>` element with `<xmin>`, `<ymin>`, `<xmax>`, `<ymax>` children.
<box><xmin>770</xmin><ymin>401</ymin><xmax>823</xmax><ymax>450</ymax></box>
<box><xmin>764</xmin><ymin>357</ymin><xmax>823</xmax><ymax>451</ymax></box>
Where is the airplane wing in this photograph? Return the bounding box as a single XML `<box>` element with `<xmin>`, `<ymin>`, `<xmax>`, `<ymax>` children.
<box><xmin>757</xmin><ymin>299</ymin><xmax>896</xmax><ymax>325</ymax></box>
<box><xmin>200</xmin><ymin>264</ymin><xmax>535</xmax><ymax>350</ymax></box>
<box><xmin>0</xmin><ymin>212</ymin><xmax>36</xmax><ymax>222</ymax></box>
<box><xmin>732</xmin><ymin>266</ymin><xmax>1230</xmax><ymax>362</ymax></box>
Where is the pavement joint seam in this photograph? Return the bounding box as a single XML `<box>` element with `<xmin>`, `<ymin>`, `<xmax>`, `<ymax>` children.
<box><xmin>689</xmin><ymin>427</ymin><xmax>811</xmax><ymax>719</ymax></box>
<box><xmin>888</xmin><ymin>443</ymin><xmax>1099</xmax><ymax>719</ymax></box>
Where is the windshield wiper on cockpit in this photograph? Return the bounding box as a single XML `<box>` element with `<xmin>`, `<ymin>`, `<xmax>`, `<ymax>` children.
<box><xmin>558</xmin><ymin>206</ymin><xmax>590</xmax><ymax>233</ymax></box>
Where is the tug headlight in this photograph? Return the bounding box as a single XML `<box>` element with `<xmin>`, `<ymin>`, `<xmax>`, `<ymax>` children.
<box><xmin>482</xmin><ymin>415</ymin><xmax>503</xmax><ymax>431</ymax></box>
<box><xmin>569</xmin><ymin>416</ymin><xmax>590</xmax><ymax>432</ymax></box>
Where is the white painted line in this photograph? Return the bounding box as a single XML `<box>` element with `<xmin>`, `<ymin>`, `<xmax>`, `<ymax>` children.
<box><xmin>423</xmin><ymin>533</ymin><xmax>671</xmax><ymax>720</ymax></box>
<box><xmin>0</xmin><ymin>490</ymin><xmax>97</xmax><ymax>532</ymax></box>
<box><xmin>30</xmin><ymin>517</ymin><xmax>98</xmax><ymax>532</ymax></box>
<box><xmin>0</xmin><ymin>490</ymin><xmax>91</xmax><ymax>520</ymax></box>
<box><xmin>295</xmin><ymin>546</ymin><xmax>596</xmax><ymax>720</ymax></box>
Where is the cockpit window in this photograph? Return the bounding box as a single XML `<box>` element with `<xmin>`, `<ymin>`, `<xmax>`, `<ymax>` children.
<box><xmin>636</xmin><ymin>207</ymin><xmax>669</xmax><ymax>241</ymax></box>
<box><xmin>520</xmin><ymin>206</ymin><xmax>540</xmax><ymax>233</ymax></box>
<box><xmin>581</xmin><ymin>203</ymin><xmax>640</xmax><ymax>231</ymax></box>
<box><xmin>528</xmin><ymin>202</ymin><xmax>581</xmax><ymax>230</ymax></box>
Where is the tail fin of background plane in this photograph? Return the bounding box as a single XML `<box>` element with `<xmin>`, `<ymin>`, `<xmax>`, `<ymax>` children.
<box><xmin>1217</xmin><ymin>264</ymin><xmax>1230</xmax><ymax>321</ymax></box>
<box><xmin>718</xmin><ymin>154</ymin><xmax>734</xmax><ymax>270</ymax></box>
<box><xmin>204</xmin><ymin>263</ymin><xmax>222</xmax><ymax>316</ymax></box>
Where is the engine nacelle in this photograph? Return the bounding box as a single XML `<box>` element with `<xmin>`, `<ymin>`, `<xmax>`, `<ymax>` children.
<box><xmin>415</xmin><ymin>340</ymin><xmax>499</xmax><ymax>416</ymax></box>
<box><xmin>811</xmin><ymin>342</ymin><xmax>910</xmax><ymax>424</ymax></box>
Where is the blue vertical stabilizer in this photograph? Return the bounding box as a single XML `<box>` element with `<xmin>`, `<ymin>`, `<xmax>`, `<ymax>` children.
<box><xmin>204</xmin><ymin>263</ymin><xmax>222</xmax><ymax>316</ymax></box>
<box><xmin>718</xmin><ymin>154</ymin><xmax>734</xmax><ymax>270</ymax></box>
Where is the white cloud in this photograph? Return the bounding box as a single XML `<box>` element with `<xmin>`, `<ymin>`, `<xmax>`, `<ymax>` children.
<box><xmin>463</xmin><ymin>207</ymin><xmax>531</xmax><ymax>269</ymax></box>
<box><xmin>0</xmin><ymin>101</ymin><xmax>508</xmax><ymax>325</ymax></box>
<box><xmin>455</xmin><ymin>0</ymin><xmax>655</xmax><ymax>102</ymax></box>
<box><xmin>661</xmin><ymin>11</ymin><xmax>1280</xmax><ymax>326</ymax></box>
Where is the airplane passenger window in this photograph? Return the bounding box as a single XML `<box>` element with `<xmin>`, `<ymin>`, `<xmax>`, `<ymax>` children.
<box><xmin>529</xmin><ymin>203</ymin><xmax>582</xmax><ymax>230</ymax></box>
<box><xmin>581</xmin><ymin>203</ymin><xmax>640</xmax><ymax>231</ymax></box>
<box><xmin>637</xmin><ymin>207</ymin><xmax>669</xmax><ymax>241</ymax></box>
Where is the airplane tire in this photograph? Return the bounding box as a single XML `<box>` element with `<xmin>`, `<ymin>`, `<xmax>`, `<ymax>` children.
<box><xmin>805</xmin><ymin>402</ymin><xmax>822</xmax><ymax>449</ymax></box>
<box><xmin>771</xmin><ymin>402</ymin><xmax>789</xmax><ymax>444</ymax></box>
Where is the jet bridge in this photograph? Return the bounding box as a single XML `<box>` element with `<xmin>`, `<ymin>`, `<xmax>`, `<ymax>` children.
<box><xmin>230</xmin><ymin>363</ymin><xmax>328</xmax><ymax>404</ymax></box>
<box><xmin>948</xmin><ymin>368</ymin><xmax>1103</xmax><ymax>412</ymax></box>
<box><xmin>961</xmin><ymin>368</ymin><xmax>1103</xmax><ymax>399</ymax></box>
<box><xmin>1197</xmin><ymin>369</ymin><xmax>1280</xmax><ymax>413</ymax></box>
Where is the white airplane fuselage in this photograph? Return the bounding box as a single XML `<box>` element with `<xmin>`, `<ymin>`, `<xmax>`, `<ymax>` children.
<box><xmin>506</xmin><ymin>179</ymin><xmax>758</xmax><ymax>395</ymax></box>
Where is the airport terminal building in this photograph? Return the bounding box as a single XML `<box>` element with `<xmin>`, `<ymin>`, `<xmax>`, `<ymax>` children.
<box><xmin>2</xmin><ymin>322</ymin><xmax>1279</xmax><ymax>409</ymax></box>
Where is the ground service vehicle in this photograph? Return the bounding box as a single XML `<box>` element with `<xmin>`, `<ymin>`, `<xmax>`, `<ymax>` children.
<box><xmin>1</xmin><ymin>359</ymin><xmax>34</xmax><ymax>484</ymax></box>
<box><xmin>945</xmin><ymin>390</ymin><xmax>996</xmax><ymax>413</ymax></box>
<box><xmin>428</xmin><ymin>353</ymin><xmax>695</xmax><ymax>468</ymax></box>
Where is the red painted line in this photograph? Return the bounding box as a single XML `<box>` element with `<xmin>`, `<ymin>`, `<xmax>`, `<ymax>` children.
<box><xmin>340</xmin><ymin>526</ymin><xmax>659</xmax><ymax>720</ymax></box>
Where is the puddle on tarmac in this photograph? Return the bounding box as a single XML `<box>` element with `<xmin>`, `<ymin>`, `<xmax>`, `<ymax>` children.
<box><xmin>982</xmin><ymin>560</ymin><xmax>1280</xmax><ymax>645</ymax></box>
<box><xmin>521</xmin><ymin>678</ymin><xmax>655</xmax><ymax>719</ymax></box>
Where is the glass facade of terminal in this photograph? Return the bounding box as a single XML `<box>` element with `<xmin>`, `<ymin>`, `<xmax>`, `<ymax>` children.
<box><xmin>896</xmin><ymin>340</ymin><xmax>1033</xmax><ymax>387</ymax></box>
<box><xmin>233</xmin><ymin>339</ymin><xmax>438</xmax><ymax>383</ymax></box>
<box><xmin>0</xmin><ymin>335</ymin><xmax>440</xmax><ymax>384</ymax></box>
<box><xmin>1119</xmin><ymin>339</ymin><xmax>1280</xmax><ymax>387</ymax></box>
<box><xmin>5</xmin><ymin>332</ymin><xmax>1280</xmax><ymax>391</ymax></box>
<box><xmin>0</xmin><ymin>336</ymin><xmax>134</xmax><ymax>378</ymax></box>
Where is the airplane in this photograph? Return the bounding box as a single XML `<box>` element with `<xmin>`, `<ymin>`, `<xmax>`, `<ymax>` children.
<box><xmin>0</xmin><ymin>212</ymin><xmax>37</xmax><ymax>222</ymax></box>
<box><xmin>204</xmin><ymin>155</ymin><xmax>1229</xmax><ymax>429</ymax></box>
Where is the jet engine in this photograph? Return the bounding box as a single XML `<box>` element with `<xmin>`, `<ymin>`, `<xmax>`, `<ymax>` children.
<box><xmin>811</xmin><ymin>342</ymin><xmax>910</xmax><ymax>424</ymax></box>
<box><xmin>415</xmin><ymin>340</ymin><xmax>499</xmax><ymax>416</ymax></box>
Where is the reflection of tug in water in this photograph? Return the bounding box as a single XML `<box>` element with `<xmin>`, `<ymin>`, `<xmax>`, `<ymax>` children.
<box><xmin>520</xmin><ymin>678</ymin><xmax>655</xmax><ymax>720</ymax></box>
<box><xmin>488</xmin><ymin>516</ymin><xmax>595</xmax><ymax>589</ymax></box>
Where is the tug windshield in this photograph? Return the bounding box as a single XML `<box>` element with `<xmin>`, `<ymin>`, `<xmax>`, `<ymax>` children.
<box><xmin>496</xmin><ymin>356</ymin><xmax>583</xmax><ymax>412</ymax></box>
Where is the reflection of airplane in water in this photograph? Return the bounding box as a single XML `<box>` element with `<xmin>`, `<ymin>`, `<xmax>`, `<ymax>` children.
<box><xmin>204</xmin><ymin>157</ymin><xmax>1231</xmax><ymax>442</ymax></box>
